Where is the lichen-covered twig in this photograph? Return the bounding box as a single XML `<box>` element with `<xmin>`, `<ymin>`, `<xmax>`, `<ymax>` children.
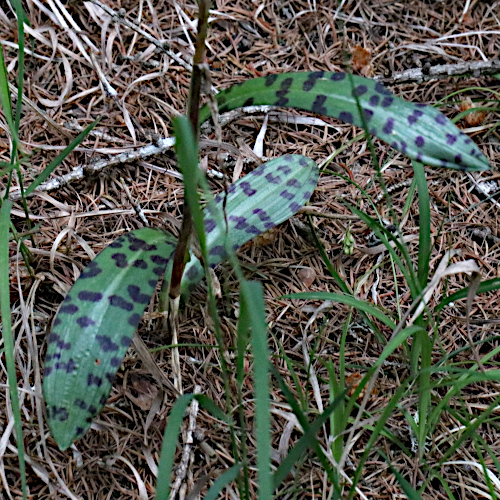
<box><xmin>5</xmin><ymin>138</ymin><xmax>175</xmax><ymax>201</ymax></box>
<box><xmin>376</xmin><ymin>59</ymin><xmax>500</xmax><ymax>85</ymax></box>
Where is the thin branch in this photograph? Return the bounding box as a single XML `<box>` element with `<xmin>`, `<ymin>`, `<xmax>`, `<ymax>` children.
<box><xmin>376</xmin><ymin>58</ymin><xmax>500</xmax><ymax>85</ymax></box>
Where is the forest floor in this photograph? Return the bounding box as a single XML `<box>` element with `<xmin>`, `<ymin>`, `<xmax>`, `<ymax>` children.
<box><xmin>2</xmin><ymin>0</ymin><xmax>500</xmax><ymax>498</ymax></box>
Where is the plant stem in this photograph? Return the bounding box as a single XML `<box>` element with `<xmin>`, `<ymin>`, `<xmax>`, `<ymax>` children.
<box><xmin>169</xmin><ymin>0</ymin><xmax>210</xmax><ymax>299</ymax></box>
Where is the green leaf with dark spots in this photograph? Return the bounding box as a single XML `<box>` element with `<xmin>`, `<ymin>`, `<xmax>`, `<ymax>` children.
<box><xmin>43</xmin><ymin>154</ymin><xmax>318</xmax><ymax>450</ymax></box>
<box><xmin>180</xmin><ymin>154</ymin><xmax>319</xmax><ymax>295</ymax></box>
<box><xmin>43</xmin><ymin>228</ymin><xmax>177</xmax><ymax>450</ymax></box>
<box><xmin>199</xmin><ymin>71</ymin><xmax>489</xmax><ymax>171</ymax></box>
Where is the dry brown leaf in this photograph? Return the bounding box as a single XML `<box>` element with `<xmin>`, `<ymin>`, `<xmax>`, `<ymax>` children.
<box><xmin>126</xmin><ymin>374</ymin><xmax>159</xmax><ymax>411</ymax></box>
<box><xmin>459</xmin><ymin>96</ymin><xmax>487</xmax><ymax>126</ymax></box>
<box><xmin>351</xmin><ymin>45</ymin><xmax>372</xmax><ymax>76</ymax></box>
<box><xmin>346</xmin><ymin>372</ymin><xmax>378</xmax><ymax>401</ymax></box>
<box><xmin>297</xmin><ymin>267</ymin><xmax>316</xmax><ymax>287</ymax></box>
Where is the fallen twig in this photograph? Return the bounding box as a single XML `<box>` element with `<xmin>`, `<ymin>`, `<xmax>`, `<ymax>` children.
<box><xmin>376</xmin><ymin>59</ymin><xmax>500</xmax><ymax>85</ymax></box>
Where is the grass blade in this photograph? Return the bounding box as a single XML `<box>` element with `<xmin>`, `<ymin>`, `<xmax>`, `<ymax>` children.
<box><xmin>0</xmin><ymin>43</ymin><xmax>14</xmax><ymax>136</ymax></box>
<box><xmin>436</xmin><ymin>277</ymin><xmax>500</xmax><ymax>311</ymax></box>
<box><xmin>242</xmin><ymin>280</ymin><xmax>272</xmax><ymax>499</ymax></box>
<box><xmin>0</xmin><ymin>200</ymin><xmax>27</xmax><ymax>499</ymax></box>
<box><xmin>155</xmin><ymin>394</ymin><xmax>194</xmax><ymax>499</ymax></box>
<box><xmin>379</xmin><ymin>451</ymin><xmax>422</xmax><ymax>499</ymax></box>
<box><xmin>203</xmin><ymin>464</ymin><xmax>241</xmax><ymax>500</ymax></box>
<box><xmin>413</xmin><ymin>160</ymin><xmax>431</xmax><ymax>288</ymax></box>
<box><xmin>25</xmin><ymin>120</ymin><xmax>100</xmax><ymax>196</ymax></box>
<box><xmin>281</xmin><ymin>292</ymin><xmax>396</xmax><ymax>330</ymax></box>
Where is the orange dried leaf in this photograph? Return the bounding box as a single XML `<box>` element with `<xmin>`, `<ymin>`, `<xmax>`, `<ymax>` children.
<box><xmin>459</xmin><ymin>96</ymin><xmax>486</xmax><ymax>126</ymax></box>
<box><xmin>351</xmin><ymin>45</ymin><xmax>371</xmax><ymax>72</ymax></box>
<box><xmin>346</xmin><ymin>372</ymin><xmax>378</xmax><ymax>401</ymax></box>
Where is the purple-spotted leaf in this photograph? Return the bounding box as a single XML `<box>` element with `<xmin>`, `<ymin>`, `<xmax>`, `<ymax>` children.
<box><xmin>199</xmin><ymin>71</ymin><xmax>489</xmax><ymax>171</ymax></box>
<box><xmin>43</xmin><ymin>228</ymin><xmax>176</xmax><ymax>450</ymax></box>
<box><xmin>180</xmin><ymin>154</ymin><xmax>319</xmax><ymax>295</ymax></box>
<box><xmin>43</xmin><ymin>155</ymin><xmax>317</xmax><ymax>450</ymax></box>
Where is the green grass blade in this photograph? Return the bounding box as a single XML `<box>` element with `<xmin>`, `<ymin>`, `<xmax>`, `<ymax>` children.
<box><xmin>242</xmin><ymin>280</ymin><xmax>273</xmax><ymax>499</ymax></box>
<box><xmin>413</xmin><ymin>161</ymin><xmax>431</xmax><ymax>288</ymax></box>
<box><xmin>379</xmin><ymin>451</ymin><xmax>422</xmax><ymax>499</ymax></box>
<box><xmin>0</xmin><ymin>200</ymin><xmax>27</xmax><ymax>499</ymax></box>
<box><xmin>155</xmin><ymin>394</ymin><xmax>233</xmax><ymax>499</ymax></box>
<box><xmin>344</xmin><ymin>325</ymin><xmax>423</xmax><ymax>420</ymax></box>
<box><xmin>438</xmin><ymin>393</ymin><xmax>500</xmax><ymax>465</ymax></box>
<box><xmin>345</xmin><ymin>201</ymin><xmax>420</xmax><ymax>299</ymax></box>
<box><xmin>272</xmin><ymin>395</ymin><xmax>344</xmax><ymax>492</ymax></box>
<box><xmin>172</xmin><ymin>116</ymin><xmax>205</xmax><ymax>251</ymax></box>
<box><xmin>10</xmin><ymin>0</ymin><xmax>29</xmax><ymax>131</ymax></box>
<box><xmin>25</xmin><ymin>120</ymin><xmax>100</xmax><ymax>196</ymax></box>
<box><xmin>0</xmin><ymin>42</ymin><xmax>16</xmax><ymax>142</ymax></box>
<box><xmin>416</xmin><ymin>329</ymin><xmax>432</xmax><ymax>459</ymax></box>
<box><xmin>155</xmin><ymin>394</ymin><xmax>195</xmax><ymax>499</ymax></box>
<box><xmin>235</xmin><ymin>284</ymin><xmax>251</xmax><ymax>497</ymax></box>
<box><xmin>307</xmin><ymin>215</ymin><xmax>352</xmax><ymax>294</ymax></box>
<box><xmin>281</xmin><ymin>292</ymin><xmax>396</xmax><ymax>330</ymax></box>
<box><xmin>347</xmin><ymin>380</ymin><xmax>411</xmax><ymax>498</ymax></box>
<box><xmin>270</xmin><ymin>366</ymin><xmax>341</xmax><ymax>496</ymax></box>
<box><xmin>436</xmin><ymin>277</ymin><xmax>500</xmax><ymax>311</ymax></box>
<box><xmin>203</xmin><ymin>464</ymin><xmax>241</xmax><ymax>500</ymax></box>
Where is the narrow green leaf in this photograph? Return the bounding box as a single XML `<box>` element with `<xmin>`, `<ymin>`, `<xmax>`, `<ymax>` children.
<box><xmin>344</xmin><ymin>201</ymin><xmax>420</xmax><ymax>299</ymax></box>
<box><xmin>155</xmin><ymin>394</ymin><xmax>194</xmax><ymax>499</ymax></box>
<box><xmin>172</xmin><ymin>116</ymin><xmax>206</xmax><ymax>254</ymax></box>
<box><xmin>413</xmin><ymin>161</ymin><xmax>431</xmax><ymax>288</ymax></box>
<box><xmin>344</xmin><ymin>324</ymin><xmax>423</xmax><ymax>419</ymax></box>
<box><xmin>0</xmin><ymin>200</ymin><xmax>27</xmax><ymax>498</ymax></box>
<box><xmin>199</xmin><ymin>71</ymin><xmax>489</xmax><ymax>171</ymax></box>
<box><xmin>307</xmin><ymin>215</ymin><xmax>352</xmax><ymax>294</ymax></box>
<box><xmin>0</xmin><ymin>43</ymin><xmax>15</xmax><ymax>137</ymax></box>
<box><xmin>379</xmin><ymin>453</ymin><xmax>422</xmax><ymax>499</ymax></box>
<box><xmin>273</xmin><ymin>395</ymin><xmax>344</xmax><ymax>489</ymax></box>
<box><xmin>155</xmin><ymin>394</ymin><xmax>233</xmax><ymax>499</ymax></box>
<box><xmin>242</xmin><ymin>281</ymin><xmax>272</xmax><ymax>499</ymax></box>
<box><xmin>43</xmin><ymin>227</ymin><xmax>177</xmax><ymax>450</ymax></box>
<box><xmin>417</xmin><ymin>329</ymin><xmax>432</xmax><ymax>459</ymax></box>
<box><xmin>436</xmin><ymin>277</ymin><xmax>500</xmax><ymax>311</ymax></box>
<box><xmin>203</xmin><ymin>464</ymin><xmax>241</xmax><ymax>500</ymax></box>
<box><xmin>25</xmin><ymin>120</ymin><xmax>100</xmax><ymax>196</ymax></box>
<box><xmin>10</xmin><ymin>0</ymin><xmax>29</xmax><ymax>131</ymax></box>
<box><xmin>270</xmin><ymin>366</ymin><xmax>342</xmax><ymax>497</ymax></box>
<box><xmin>281</xmin><ymin>292</ymin><xmax>397</xmax><ymax>330</ymax></box>
<box><xmin>347</xmin><ymin>381</ymin><xmax>412</xmax><ymax>499</ymax></box>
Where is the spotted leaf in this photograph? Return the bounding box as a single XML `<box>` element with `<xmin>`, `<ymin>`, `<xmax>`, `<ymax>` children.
<box><xmin>199</xmin><ymin>71</ymin><xmax>489</xmax><ymax>171</ymax></box>
<box><xmin>180</xmin><ymin>154</ymin><xmax>319</xmax><ymax>294</ymax></box>
<box><xmin>43</xmin><ymin>228</ymin><xmax>177</xmax><ymax>450</ymax></box>
<box><xmin>43</xmin><ymin>155</ymin><xmax>317</xmax><ymax>450</ymax></box>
